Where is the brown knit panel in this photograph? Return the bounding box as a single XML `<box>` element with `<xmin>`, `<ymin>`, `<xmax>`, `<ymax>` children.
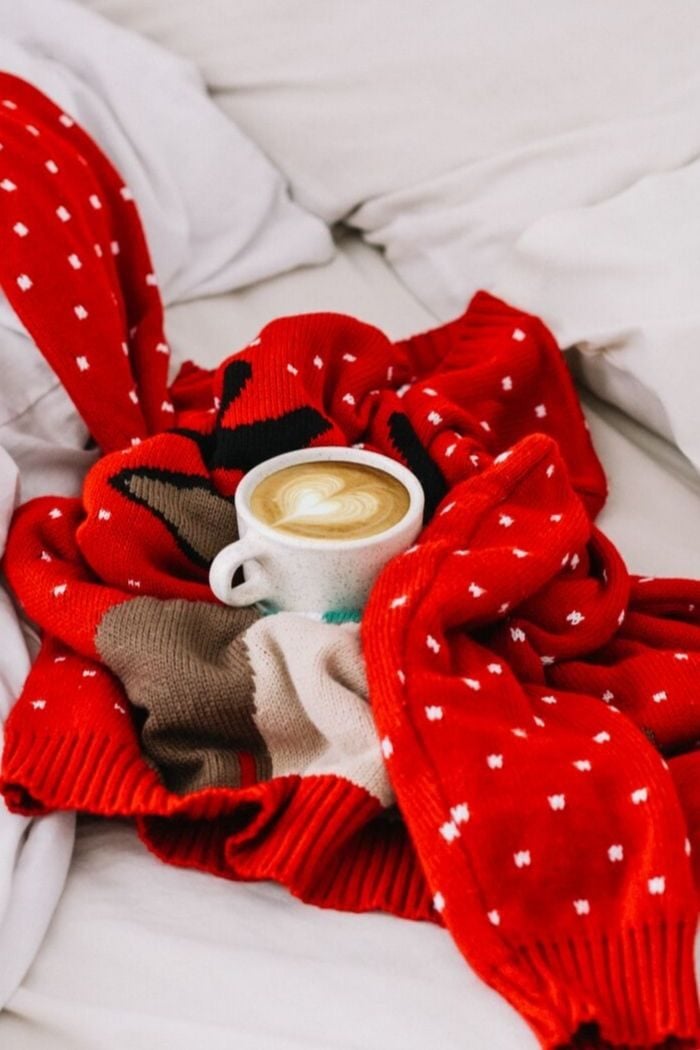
<box><xmin>96</xmin><ymin>597</ymin><xmax>271</xmax><ymax>794</ymax></box>
<box><xmin>124</xmin><ymin>473</ymin><xmax>238</xmax><ymax>563</ymax></box>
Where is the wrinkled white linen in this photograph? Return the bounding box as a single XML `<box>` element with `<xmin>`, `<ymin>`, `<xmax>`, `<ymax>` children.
<box><xmin>74</xmin><ymin>0</ymin><xmax>700</xmax><ymax>229</ymax></box>
<box><xmin>0</xmin><ymin>326</ymin><xmax>96</xmax><ymax>505</ymax></box>
<box><xmin>0</xmin><ymin>447</ymin><xmax>75</xmax><ymax>1010</ymax></box>
<box><xmin>1</xmin><ymin>819</ymin><xmax>536</xmax><ymax>1050</ymax></box>
<box><xmin>494</xmin><ymin>163</ymin><xmax>700</xmax><ymax>473</ymax></box>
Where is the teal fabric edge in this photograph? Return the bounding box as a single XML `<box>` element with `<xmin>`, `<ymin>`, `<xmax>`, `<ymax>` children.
<box><xmin>322</xmin><ymin>609</ymin><xmax>362</xmax><ymax>624</ymax></box>
<box><xmin>257</xmin><ymin>601</ymin><xmax>361</xmax><ymax>624</ymax></box>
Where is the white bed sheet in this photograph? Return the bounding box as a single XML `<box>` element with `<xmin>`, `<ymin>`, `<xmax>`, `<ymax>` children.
<box><xmin>1</xmin><ymin>234</ymin><xmax>698</xmax><ymax>1050</ymax></box>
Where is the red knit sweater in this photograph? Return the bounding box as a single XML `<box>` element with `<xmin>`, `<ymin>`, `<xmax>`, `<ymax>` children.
<box><xmin>0</xmin><ymin>74</ymin><xmax>698</xmax><ymax>1049</ymax></box>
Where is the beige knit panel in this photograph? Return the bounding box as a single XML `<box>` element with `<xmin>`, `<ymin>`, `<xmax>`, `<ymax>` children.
<box><xmin>96</xmin><ymin>596</ymin><xmax>270</xmax><ymax>794</ymax></box>
<box><xmin>243</xmin><ymin>614</ymin><xmax>394</xmax><ymax>809</ymax></box>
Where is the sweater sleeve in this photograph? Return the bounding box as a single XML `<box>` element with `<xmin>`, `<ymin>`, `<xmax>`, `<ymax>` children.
<box><xmin>362</xmin><ymin>433</ymin><xmax>699</xmax><ymax>1048</ymax></box>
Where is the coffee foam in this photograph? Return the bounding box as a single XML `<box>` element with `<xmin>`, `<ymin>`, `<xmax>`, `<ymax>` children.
<box><xmin>250</xmin><ymin>460</ymin><xmax>410</xmax><ymax>540</ymax></box>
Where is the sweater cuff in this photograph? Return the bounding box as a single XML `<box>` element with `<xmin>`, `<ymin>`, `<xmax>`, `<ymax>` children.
<box><xmin>496</xmin><ymin>918</ymin><xmax>699</xmax><ymax>1048</ymax></box>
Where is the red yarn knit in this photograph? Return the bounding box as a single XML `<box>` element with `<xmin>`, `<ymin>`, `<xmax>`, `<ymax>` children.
<box><xmin>0</xmin><ymin>74</ymin><xmax>698</xmax><ymax>1049</ymax></box>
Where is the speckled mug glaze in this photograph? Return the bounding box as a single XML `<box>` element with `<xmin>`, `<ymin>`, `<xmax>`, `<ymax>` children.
<box><xmin>209</xmin><ymin>446</ymin><xmax>424</xmax><ymax>613</ymax></box>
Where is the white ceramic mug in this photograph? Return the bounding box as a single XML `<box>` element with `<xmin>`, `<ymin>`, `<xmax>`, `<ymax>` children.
<box><xmin>209</xmin><ymin>446</ymin><xmax>424</xmax><ymax>613</ymax></box>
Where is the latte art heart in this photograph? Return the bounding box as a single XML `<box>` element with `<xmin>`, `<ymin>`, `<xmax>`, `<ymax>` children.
<box><xmin>250</xmin><ymin>461</ymin><xmax>410</xmax><ymax>540</ymax></box>
<box><xmin>277</xmin><ymin>479</ymin><xmax>381</xmax><ymax>527</ymax></box>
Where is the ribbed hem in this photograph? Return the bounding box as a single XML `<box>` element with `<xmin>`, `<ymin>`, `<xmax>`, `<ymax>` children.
<box><xmin>1</xmin><ymin>727</ymin><xmax>172</xmax><ymax>817</ymax></box>
<box><xmin>140</xmin><ymin>775</ymin><xmax>432</xmax><ymax>920</ymax></box>
<box><xmin>491</xmin><ymin>920</ymin><xmax>700</xmax><ymax>1049</ymax></box>
<box><xmin>1</xmin><ymin>726</ymin><xmax>432</xmax><ymax>921</ymax></box>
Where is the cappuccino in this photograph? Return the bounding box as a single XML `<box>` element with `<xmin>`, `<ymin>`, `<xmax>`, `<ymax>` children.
<box><xmin>250</xmin><ymin>460</ymin><xmax>410</xmax><ymax>541</ymax></box>
<box><xmin>210</xmin><ymin>445</ymin><xmax>424</xmax><ymax>610</ymax></box>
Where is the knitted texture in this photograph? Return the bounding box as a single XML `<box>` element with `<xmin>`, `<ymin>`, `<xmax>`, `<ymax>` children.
<box><xmin>0</xmin><ymin>74</ymin><xmax>698</xmax><ymax>1049</ymax></box>
<box><xmin>363</xmin><ymin>445</ymin><xmax>700</xmax><ymax>1047</ymax></box>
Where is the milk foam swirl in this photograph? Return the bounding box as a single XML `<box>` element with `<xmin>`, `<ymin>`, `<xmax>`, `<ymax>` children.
<box><xmin>250</xmin><ymin>461</ymin><xmax>410</xmax><ymax>540</ymax></box>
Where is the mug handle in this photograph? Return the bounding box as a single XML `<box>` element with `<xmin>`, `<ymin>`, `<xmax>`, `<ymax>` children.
<box><xmin>209</xmin><ymin>534</ymin><xmax>271</xmax><ymax>607</ymax></box>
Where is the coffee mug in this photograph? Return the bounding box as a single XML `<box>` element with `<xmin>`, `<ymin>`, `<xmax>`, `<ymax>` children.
<box><xmin>209</xmin><ymin>446</ymin><xmax>424</xmax><ymax>613</ymax></box>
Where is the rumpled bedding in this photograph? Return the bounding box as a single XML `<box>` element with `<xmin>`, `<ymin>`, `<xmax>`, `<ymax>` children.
<box><xmin>0</xmin><ymin>72</ymin><xmax>698</xmax><ymax>1047</ymax></box>
<box><xmin>493</xmin><ymin>164</ymin><xmax>700</xmax><ymax>474</ymax></box>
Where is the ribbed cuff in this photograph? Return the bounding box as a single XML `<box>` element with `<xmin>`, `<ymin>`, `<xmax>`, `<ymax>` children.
<box><xmin>495</xmin><ymin>920</ymin><xmax>699</xmax><ymax>1048</ymax></box>
<box><xmin>1</xmin><ymin>726</ymin><xmax>171</xmax><ymax>816</ymax></box>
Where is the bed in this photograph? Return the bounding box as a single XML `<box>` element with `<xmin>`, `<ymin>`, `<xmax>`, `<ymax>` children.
<box><xmin>0</xmin><ymin>228</ymin><xmax>696</xmax><ymax>1050</ymax></box>
<box><xmin>0</xmin><ymin>3</ymin><xmax>698</xmax><ymax>1048</ymax></box>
